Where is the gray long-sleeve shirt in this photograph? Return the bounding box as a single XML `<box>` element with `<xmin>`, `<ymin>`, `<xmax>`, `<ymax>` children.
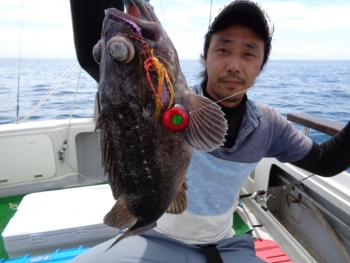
<box><xmin>155</xmin><ymin>83</ymin><xmax>313</xmax><ymax>244</ymax></box>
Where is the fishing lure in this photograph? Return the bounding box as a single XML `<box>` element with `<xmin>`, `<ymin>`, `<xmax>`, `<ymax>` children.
<box><xmin>125</xmin><ymin>33</ymin><xmax>189</xmax><ymax>132</ymax></box>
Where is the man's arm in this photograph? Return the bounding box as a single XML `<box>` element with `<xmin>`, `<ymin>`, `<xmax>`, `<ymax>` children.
<box><xmin>69</xmin><ymin>0</ymin><xmax>124</xmax><ymax>82</ymax></box>
<box><xmin>291</xmin><ymin>121</ymin><xmax>350</xmax><ymax>176</ymax></box>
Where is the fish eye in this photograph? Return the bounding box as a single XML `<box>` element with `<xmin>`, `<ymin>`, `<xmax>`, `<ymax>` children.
<box><xmin>107</xmin><ymin>36</ymin><xmax>135</xmax><ymax>64</ymax></box>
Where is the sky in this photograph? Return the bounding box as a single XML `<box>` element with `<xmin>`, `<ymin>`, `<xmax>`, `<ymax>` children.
<box><xmin>0</xmin><ymin>0</ymin><xmax>350</xmax><ymax>60</ymax></box>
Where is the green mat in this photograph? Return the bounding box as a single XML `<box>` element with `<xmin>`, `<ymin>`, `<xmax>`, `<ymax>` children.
<box><xmin>233</xmin><ymin>211</ymin><xmax>252</xmax><ymax>236</ymax></box>
<box><xmin>0</xmin><ymin>194</ymin><xmax>26</xmax><ymax>259</ymax></box>
<box><xmin>0</xmin><ymin>183</ymin><xmax>110</xmax><ymax>260</ymax></box>
<box><xmin>0</xmin><ymin>194</ymin><xmax>251</xmax><ymax>260</ymax></box>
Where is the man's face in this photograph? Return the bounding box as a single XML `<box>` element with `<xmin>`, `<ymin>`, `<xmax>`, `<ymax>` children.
<box><xmin>204</xmin><ymin>25</ymin><xmax>264</xmax><ymax>108</ymax></box>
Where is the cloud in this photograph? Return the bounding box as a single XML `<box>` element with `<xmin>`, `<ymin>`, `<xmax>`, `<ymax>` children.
<box><xmin>0</xmin><ymin>0</ymin><xmax>74</xmax><ymax>58</ymax></box>
<box><xmin>1</xmin><ymin>0</ymin><xmax>350</xmax><ymax>59</ymax></box>
<box><xmin>154</xmin><ymin>2</ymin><xmax>214</xmax><ymax>29</ymax></box>
<box><xmin>151</xmin><ymin>0</ymin><xmax>350</xmax><ymax>59</ymax></box>
<box><xmin>265</xmin><ymin>2</ymin><xmax>350</xmax><ymax>30</ymax></box>
<box><xmin>0</xmin><ymin>26</ymin><xmax>75</xmax><ymax>58</ymax></box>
<box><xmin>0</xmin><ymin>0</ymin><xmax>71</xmax><ymax>26</ymax></box>
<box><xmin>150</xmin><ymin>1</ymin><xmax>218</xmax><ymax>59</ymax></box>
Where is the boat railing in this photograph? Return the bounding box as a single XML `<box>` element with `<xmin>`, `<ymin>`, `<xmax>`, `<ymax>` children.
<box><xmin>287</xmin><ymin>112</ymin><xmax>345</xmax><ymax>136</ymax></box>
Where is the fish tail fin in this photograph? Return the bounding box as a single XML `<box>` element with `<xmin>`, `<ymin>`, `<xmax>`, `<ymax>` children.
<box><xmin>104</xmin><ymin>222</ymin><xmax>157</xmax><ymax>252</ymax></box>
<box><xmin>181</xmin><ymin>91</ymin><xmax>228</xmax><ymax>152</ymax></box>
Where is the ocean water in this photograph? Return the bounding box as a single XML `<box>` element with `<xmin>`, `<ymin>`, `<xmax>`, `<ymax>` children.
<box><xmin>1</xmin><ymin>58</ymin><xmax>349</xmax><ymax>146</ymax></box>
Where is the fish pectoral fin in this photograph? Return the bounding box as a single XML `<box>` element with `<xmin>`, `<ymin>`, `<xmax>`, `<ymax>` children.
<box><xmin>166</xmin><ymin>181</ymin><xmax>188</xmax><ymax>214</ymax></box>
<box><xmin>181</xmin><ymin>92</ymin><xmax>228</xmax><ymax>152</ymax></box>
<box><xmin>104</xmin><ymin>197</ymin><xmax>137</xmax><ymax>228</ymax></box>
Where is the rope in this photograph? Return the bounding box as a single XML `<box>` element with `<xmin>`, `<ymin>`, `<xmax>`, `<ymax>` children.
<box><xmin>59</xmin><ymin>67</ymin><xmax>106</xmax><ymax>185</ymax></box>
<box><xmin>61</xmin><ymin>129</ymin><xmax>106</xmax><ymax>185</ymax></box>
<box><xmin>15</xmin><ymin>0</ymin><xmax>25</xmax><ymax>124</ymax></box>
<box><xmin>66</xmin><ymin>66</ymin><xmax>82</xmax><ymax>142</ymax></box>
<box><xmin>63</xmin><ymin>159</ymin><xmax>106</xmax><ymax>184</ymax></box>
<box><xmin>21</xmin><ymin>60</ymin><xmax>79</xmax><ymax>122</ymax></box>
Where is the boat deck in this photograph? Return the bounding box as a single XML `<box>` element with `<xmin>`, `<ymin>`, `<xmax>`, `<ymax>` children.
<box><xmin>0</xmin><ymin>184</ymin><xmax>288</xmax><ymax>262</ymax></box>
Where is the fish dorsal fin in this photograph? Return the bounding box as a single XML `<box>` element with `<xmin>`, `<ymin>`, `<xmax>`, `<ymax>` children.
<box><xmin>104</xmin><ymin>196</ymin><xmax>137</xmax><ymax>228</ymax></box>
<box><xmin>166</xmin><ymin>180</ymin><xmax>188</xmax><ymax>214</ymax></box>
<box><xmin>181</xmin><ymin>92</ymin><xmax>227</xmax><ymax>152</ymax></box>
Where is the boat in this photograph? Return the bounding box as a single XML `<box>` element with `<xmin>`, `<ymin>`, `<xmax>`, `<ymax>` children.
<box><xmin>1</xmin><ymin>1</ymin><xmax>350</xmax><ymax>262</ymax></box>
<box><xmin>1</xmin><ymin>85</ymin><xmax>349</xmax><ymax>262</ymax></box>
<box><xmin>240</xmin><ymin>113</ymin><xmax>350</xmax><ymax>263</ymax></box>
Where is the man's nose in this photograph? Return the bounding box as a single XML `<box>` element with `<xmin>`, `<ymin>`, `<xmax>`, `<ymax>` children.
<box><xmin>226</xmin><ymin>55</ymin><xmax>241</xmax><ymax>73</ymax></box>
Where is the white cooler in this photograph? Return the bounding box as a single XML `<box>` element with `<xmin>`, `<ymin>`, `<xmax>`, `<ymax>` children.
<box><xmin>2</xmin><ymin>184</ymin><xmax>120</xmax><ymax>258</ymax></box>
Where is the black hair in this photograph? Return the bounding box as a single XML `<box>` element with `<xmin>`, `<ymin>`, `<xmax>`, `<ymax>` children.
<box><xmin>199</xmin><ymin>4</ymin><xmax>272</xmax><ymax>80</ymax></box>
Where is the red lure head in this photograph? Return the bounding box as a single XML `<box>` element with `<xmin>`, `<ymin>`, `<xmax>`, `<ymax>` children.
<box><xmin>161</xmin><ymin>104</ymin><xmax>190</xmax><ymax>132</ymax></box>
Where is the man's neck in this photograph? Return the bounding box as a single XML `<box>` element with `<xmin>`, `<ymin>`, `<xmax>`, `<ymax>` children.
<box><xmin>202</xmin><ymin>81</ymin><xmax>247</xmax><ymax>148</ymax></box>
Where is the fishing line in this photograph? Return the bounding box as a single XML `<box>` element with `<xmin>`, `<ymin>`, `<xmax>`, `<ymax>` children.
<box><xmin>264</xmin><ymin>173</ymin><xmax>315</xmax><ymax>197</ymax></box>
<box><xmin>240</xmin><ymin>173</ymin><xmax>315</xmax><ymax>200</ymax></box>
<box><xmin>189</xmin><ymin>46</ymin><xmax>349</xmax><ymax>115</ymax></box>
<box><xmin>272</xmin><ymin>47</ymin><xmax>350</xmax><ymax>78</ymax></box>
<box><xmin>189</xmin><ymin>88</ymin><xmax>250</xmax><ymax>114</ymax></box>
<box><xmin>15</xmin><ymin>0</ymin><xmax>25</xmax><ymax>124</ymax></box>
<box><xmin>240</xmin><ymin>173</ymin><xmax>316</xmax><ymax>212</ymax></box>
<box><xmin>159</xmin><ymin>0</ymin><xmax>166</xmax><ymax>31</ymax></box>
<box><xmin>208</xmin><ymin>0</ymin><xmax>213</xmax><ymax>29</ymax></box>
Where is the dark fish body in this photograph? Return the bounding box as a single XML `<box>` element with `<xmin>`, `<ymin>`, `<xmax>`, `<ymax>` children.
<box><xmin>93</xmin><ymin>0</ymin><xmax>227</xmax><ymax>247</ymax></box>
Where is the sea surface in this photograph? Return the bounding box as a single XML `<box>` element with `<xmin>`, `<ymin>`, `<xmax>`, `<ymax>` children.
<box><xmin>1</xmin><ymin>58</ymin><xmax>349</xmax><ymax>146</ymax></box>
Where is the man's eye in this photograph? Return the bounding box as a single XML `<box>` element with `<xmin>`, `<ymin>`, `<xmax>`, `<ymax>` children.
<box><xmin>218</xmin><ymin>48</ymin><xmax>228</xmax><ymax>53</ymax></box>
<box><xmin>245</xmin><ymin>53</ymin><xmax>255</xmax><ymax>57</ymax></box>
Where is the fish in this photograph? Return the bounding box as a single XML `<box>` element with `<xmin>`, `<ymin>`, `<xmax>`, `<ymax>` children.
<box><xmin>92</xmin><ymin>0</ymin><xmax>227</xmax><ymax>248</ymax></box>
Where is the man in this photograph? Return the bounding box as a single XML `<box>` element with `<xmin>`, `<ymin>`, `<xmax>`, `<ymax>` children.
<box><xmin>70</xmin><ymin>0</ymin><xmax>350</xmax><ymax>262</ymax></box>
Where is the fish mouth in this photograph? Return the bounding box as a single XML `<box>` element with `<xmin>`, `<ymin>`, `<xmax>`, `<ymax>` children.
<box><xmin>105</xmin><ymin>0</ymin><xmax>161</xmax><ymax>41</ymax></box>
<box><xmin>123</xmin><ymin>0</ymin><xmax>147</xmax><ymax>20</ymax></box>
